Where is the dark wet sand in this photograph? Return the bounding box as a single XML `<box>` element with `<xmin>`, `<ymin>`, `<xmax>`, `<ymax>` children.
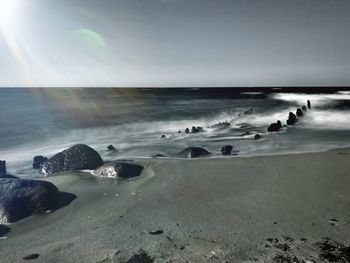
<box><xmin>1</xmin><ymin>148</ymin><xmax>350</xmax><ymax>262</ymax></box>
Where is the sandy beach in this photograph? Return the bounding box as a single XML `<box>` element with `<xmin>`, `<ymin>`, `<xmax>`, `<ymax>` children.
<box><xmin>0</xmin><ymin>148</ymin><xmax>349</xmax><ymax>262</ymax></box>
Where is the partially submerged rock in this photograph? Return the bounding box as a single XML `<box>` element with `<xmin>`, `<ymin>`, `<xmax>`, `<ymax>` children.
<box><xmin>210</xmin><ymin>121</ymin><xmax>231</xmax><ymax>130</ymax></box>
<box><xmin>255</xmin><ymin>134</ymin><xmax>261</xmax><ymax>140</ymax></box>
<box><xmin>0</xmin><ymin>178</ymin><xmax>59</xmax><ymax>223</ymax></box>
<box><xmin>296</xmin><ymin>108</ymin><xmax>303</xmax><ymax>117</ymax></box>
<box><xmin>42</xmin><ymin>144</ymin><xmax>104</xmax><ymax>175</ymax></box>
<box><xmin>287</xmin><ymin>112</ymin><xmax>297</xmax><ymax>125</ymax></box>
<box><xmin>307</xmin><ymin>100</ymin><xmax>311</xmax><ymax>109</ymax></box>
<box><xmin>221</xmin><ymin>145</ymin><xmax>233</xmax><ymax>155</ymax></box>
<box><xmin>93</xmin><ymin>162</ymin><xmax>144</xmax><ymax>179</ymax></box>
<box><xmin>267</xmin><ymin>121</ymin><xmax>282</xmax><ymax>132</ymax></box>
<box><xmin>180</xmin><ymin>147</ymin><xmax>210</xmax><ymax>158</ymax></box>
<box><xmin>125</xmin><ymin>250</ymin><xmax>154</xmax><ymax>263</ymax></box>
<box><xmin>107</xmin><ymin>145</ymin><xmax>117</xmax><ymax>151</ymax></box>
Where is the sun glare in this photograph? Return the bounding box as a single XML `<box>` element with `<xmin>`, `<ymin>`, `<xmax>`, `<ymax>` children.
<box><xmin>0</xmin><ymin>0</ymin><xmax>19</xmax><ymax>29</ymax></box>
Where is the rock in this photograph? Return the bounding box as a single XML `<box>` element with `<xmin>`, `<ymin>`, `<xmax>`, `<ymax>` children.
<box><xmin>254</xmin><ymin>134</ymin><xmax>261</xmax><ymax>140</ymax></box>
<box><xmin>0</xmin><ymin>178</ymin><xmax>59</xmax><ymax>223</ymax></box>
<box><xmin>178</xmin><ymin>130</ymin><xmax>181</xmax><ymax>133</ymax></box>
<box><xmin>296</xmin><ymin>108</ymin><xmax>303</xmax><ymax>117</ymax></box>
<box><xmin>210</xmin><ymin>121</ymin><xmax>231</xmax><ymax>129</ymax></box>
<box><xmin>191</xmin><ymin>126</ymin><xmax>203</xmax><ymax>133</ymax></box>
<box><xmin>125</xmin><ymin>250</ymin><xmax>154</xmax><ymax>263</ymax></box>
<box><xmin>23</xmin><ymin>254</ymin><xmax>40</xmax><ymax>260</ymax></box>
<box><xmin>148</xmin><ymin>229</ymin><xmax>163</xmax><ymax>235</ymax></box>
<box><xmin>33</xmin><ymin>156</ymin><xmax>48</xmax><ymax>169</ymax></box>
<box><xmin>0</xmin><ymin>160</ymin><xmax>6</xmax><ymax>174</ymax></box>
<box><xmin>93</xmin><ymin>162</ymin><xmax>144</xmax><ymax>179</ymax></box>
<box><xmin>107</xmin><ymin>145</ymin><xmax>116</xmax><ymax>151</ymax></box>
<box><xmin>180</xmin><ymin>147</ymin><xmax>210</xmax><ymax>158</ymax></box>
<box><xmin>185</xmin><ymin>128</ymin><xmax>190</xmax><ymax>134</ymax></box>
<box><xmin>287</xmin><ymin>112</ymin><xmax>297</xmax><ymax>125</ymax></box>
<box><xmin>0</xmin><ymin>224</ymin><xmax>10</xmax><ymax>237</ymax></box>
<box><xmin>160</xmin><ymin>135</ymin><xmax>166</xmax><ymax>139</ymax></box>
<box><xmin>221</xmin><ymin>145</ymin><xmax>233</xmax><ymax>155</ymax></box>
<box><xmin>241</xmin><ymin>131</ymin><xmax>253</xmax><ymax>136</ymax></box>
<box><xmin>307</xmin><ymin>100</ymin><xmax>311</xmax><ymax>109</ymax></box>
<box><xmin>302</xmin><ymin>105</ymin><xmax>307</xmax><ymax>111</ymax></box>
<box><xmin>267</xmin><ymin>123</ymin><xmax>281</xmax><ymax>132</ymax></box>
<box><xmin>277</xmin><ymin>120</ymin><xmax>282</xmax><ymax>128</ymax></box>
<box><xmin>42</xmin><ymin>144</ymin><xmax>104</xmax><ymax>175</ymax></box>
<box><xmin>151</xmin><ymin>154</ymin><xmax>165</xmax><ymax>158</ymax></box>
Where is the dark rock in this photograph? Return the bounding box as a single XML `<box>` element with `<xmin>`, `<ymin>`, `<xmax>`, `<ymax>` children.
<box><xmin>254</xmin><ymin>134</ymin><xmax>261</xmax><ymax>140</ymax></box>
<box><xmin>287</xmin><ymin>112</ymin><xmax>297</xmax><ymax>125</ymax></box>
<box><xmin>178</xmin><ymin>130</ymin><xmax>181</xmax><ymax>133</ymax></box>
<box><xmin>180</xmin><ymin>147</ymin><xmax>210</xmax><ymax>158</ymax></box>
<box><xmin>0</xmin><ymin>160</ymin><xmax>6</xmax><ymax>174</ymax></box>
<box><xmin>302</xmin><ymin>105</ymin><xmax>307</xmax><ymax>111</ymax></box>
<box><xmin>33</xmin><ymin>156</ymin><xmax>48</xmax><ymax>169</ymax></box>
<box><xmin>125</xmin><ymin>250</ymin><xmax>154</xmax><ymax>263</ymax></box>
<box><xmin>42</xmin><ymin>144</ymin><xmax>104</xmax><ymax>175</ymax></box>
<box><xmin>221</xmin><ymin>145</ymin><xmax>233</xmax><ymax>155</ymax></box>
<box><xmin>277</xmin><ymin>120</ymin><xmax>282</xmax><ymax>128</ymax></box>
<box><xmin>93</xmin><ymin>162</ymin><xmax>144</xmax><ymax>179</ymax></box>
<box><xmin>0</xmin><ymin>179</ymin><xmax>59</xmax><ymax>223</ymax></box>
<box><xmin>23</xmin><ymin>254</ymin><xmax>40</xmax><ymax>260</ymax></box>
<box><xmin>191</xmin><ymin>126</ymin><xmax>203</xmax><ymax>133</ymax></box>
<box><xmin>267</xmin><ymin>123</ymin><xmax>281</xmax><ymax>132</ymax></box>
<box><xmin>107</xmin><ymin>145</ymin><xmax>116</xmax><ymax>151</ymax></box>
<box><xmin>185</xmin><ymin>128</ymin><xmax>190</xmax><ymax>134</ymax></box>
<box><xmin>210</xmin><ymin>121</ymin><xmax>230</xmax><ymax>129</ymax></box>
<box><xmin>296</xmin><ymin>108</ymin><xmax>303</xmax><ymax>117</ymax></box>
<box><xmin>0</xmin><ymin>224</ymin><xmax>10</xmax><ymax>237</ymax></box>
<box><xmin>160</xmin><ymin>135</ymin><xmax>166</xmax><ymax>139</ymax></box>
<box><xmin>307</xmin><ymin>100</ymin><xmax>311</xmax><ymax>109</ymax></box>
<box><xmin>148</xmin><ymin>229</ymin><xmax>163</xmax><ymax>235</ymax></box>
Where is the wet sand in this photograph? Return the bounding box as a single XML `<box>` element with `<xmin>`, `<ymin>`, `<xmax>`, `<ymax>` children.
<box><xmin>1</xmin><ymin>148</ymin><xmax>350</xmax><ymax>262</ymax></box>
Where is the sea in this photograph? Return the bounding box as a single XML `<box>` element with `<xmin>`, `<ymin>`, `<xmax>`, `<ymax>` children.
<box><xmin>1</xmin><ymin>88</ymin><xmax>350</xmax><ymax>178</ymax></box>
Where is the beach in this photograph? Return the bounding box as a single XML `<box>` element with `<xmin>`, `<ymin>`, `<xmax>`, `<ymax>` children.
<box><xmin>1</xmin><ymin>148</ymin><xmax>349</xmax><ymax>262</ymax></box>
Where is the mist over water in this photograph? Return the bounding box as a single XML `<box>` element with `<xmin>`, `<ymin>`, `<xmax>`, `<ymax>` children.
<box><xmin>1</xmin><ymin>89</ymin><xmax>350</xmax><ymax>178</ymax></box>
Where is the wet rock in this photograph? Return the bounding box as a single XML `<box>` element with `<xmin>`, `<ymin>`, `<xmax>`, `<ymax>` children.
<box><xmin>287</xmin><ymin>112</ymin><xmax>297</xmax><ymax>125</ymax></box>
<box><xmin>0</xmin><ymin>224</ymin><xmax>10</xmax><ymax>237</ymax></box>
<box><xmin>191</xmin><ymin>126</ymin><xmax>204</xmax><ymax>133</ymax></box>
<box><xmin>125</xmin><ymin>250</ymin><xmax>154</xmax><ymax>263</ymax></box>
<box><xmin>0</xmin><ymin>178</ymin><xmax>59</xmax><ymax>223</ymax></box>
<box><xmin>178</xmin><ymin>130</ymin><xmax>181</xmax><ymax>133</ymax></box>
<box><xmin>32</xmin><ymin>156</ymin><xmax>48</xmax><ymax>169</ymax></box>
<box><xmin>255</xmin><ymin>134</ymin><xmax>261</xmax><ymax>140</ymax></box>
<box><xmin>185</xmin><ymin>128</ymin><xmax>190</xmax><ymax>134</ymax></box>
<box><xmin>241</xmin><ymin>131</ymin><xmax>253</xmax><ymax>136</ymax></box>
<box><xmin>160</xmin><ymin>135</ymin><xmax>166</xmax><ymax>139</ymax></box>
<box><xmin>302</xmin><ymin>105</ymin><xmax>307</xmax><ymax>111</ymax></box>
<box><xmin>93</xmin><ymin>161</ymin><xmax>144</xmax><ymax>179</ymax></box>
<box><xmin>42</xmin><ymin>144</ymin><xmax>104</xmax><ymax>175</ymax></box>
<box><xmin>107</xmin><ymin>145</ymin><xmax>116</xmax><ymax>151</ymax></box>
<box><xmin>0</xmin><ymin>160</ymin><xmax>6</xmax><ymax>174</ymax></box>
<box><xmin>267</xmin><ymin>122</ymin><xmax>281</xmax><ymax>132</ymax></box>
<box><xmin>296</xmin><ymin>108</ymin><xmax>303</xmax><ymax>117</ymax></box>
<box><xmin>221</xmin><ymin>145</ymin><xmax>233</xmax><ymax>155</ymax></box>
<box><xmin>307</xmin><ymin>100</ymin><xmax>311</xmax><ymax>109</ymax></box>
<box><xmin>180</xmin><ymin>147</ymin><xmax>210</xmax><ymax>158</ymax></box>
<box><xmin>152</xmin><ymin>154</ymin><xmax>165</xmax><ymax>158</ymax></box>
<box><xmin>148</xmin><ymin>229</ymin><xmax>163</xmax><ymax>235</ymax></box>
<box><xmin>23</xmin><ymin>254</ymin><xmax>40</xmax><ymax>260</ymax></box>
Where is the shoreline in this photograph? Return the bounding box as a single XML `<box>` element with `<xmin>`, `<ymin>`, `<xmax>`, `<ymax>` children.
<box><xmin>1</xmin><ymin>148</ymin><xmax>350</xmax><ymax>262</ymax></box>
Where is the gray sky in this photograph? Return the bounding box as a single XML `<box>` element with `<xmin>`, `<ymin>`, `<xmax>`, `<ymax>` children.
<box><xmin>1</xmin><ymin>0</ymin><xmax>350</xmax><ymax>87</ymax></box>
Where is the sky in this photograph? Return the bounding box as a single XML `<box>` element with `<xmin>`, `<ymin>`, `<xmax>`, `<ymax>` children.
<box><xmin>0</xmin><ymin>0</ymin><xmax>350</xmax><ymax>87</ymax></box>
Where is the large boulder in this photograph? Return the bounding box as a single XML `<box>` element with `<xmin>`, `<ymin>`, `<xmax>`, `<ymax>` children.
<box><xmin>93</xmin><ymin>161</ymin><xmax>144</xmax><ymax>179</ymax></box>
<box><xmin>33</xmin><ymin>156</ymin><xmax>48</xmax><ymax>169</ymax></box>
<box><xmin>42</xmin><ymin>144</ymin><xmax>104</xmax><ymax>175</ymax></box>
<box><xmin>0</xmin><ymin>179</ymin><xmax>59</xmax><ymax>223</ymax></box>
<box><xmin>180</xmin><ymin>147</ymin><xmax>210</xmax><ymax>158</ymax></box>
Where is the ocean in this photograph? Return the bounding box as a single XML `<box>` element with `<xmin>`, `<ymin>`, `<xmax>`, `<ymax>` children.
<box><xmin>1</xmin><ymin>88</ymin><xmax>350</xmax><ymax>178</ymax></box>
